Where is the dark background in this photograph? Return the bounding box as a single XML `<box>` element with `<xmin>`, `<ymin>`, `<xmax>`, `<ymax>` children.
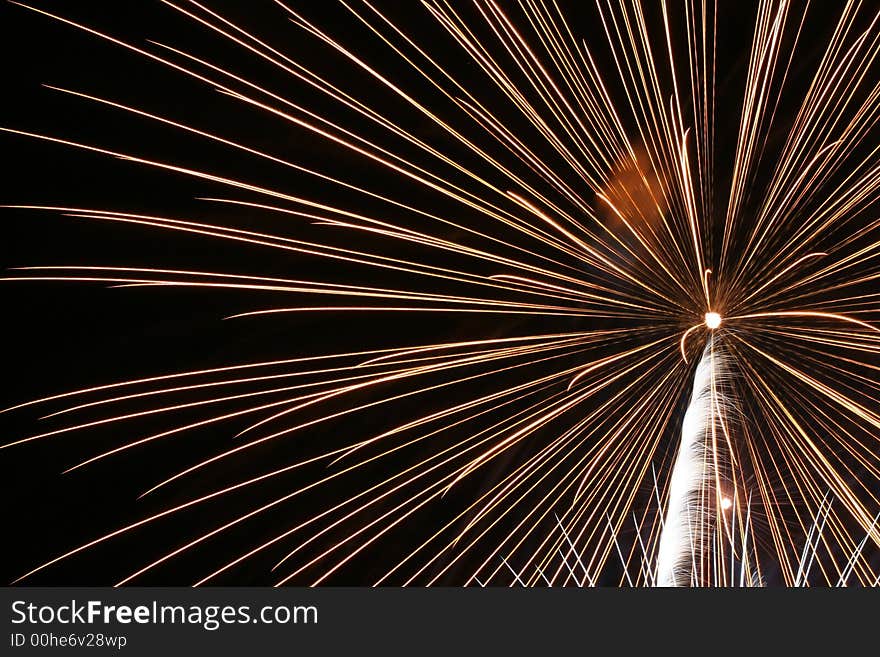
<box><xmin>1</xmin><ymin>1</ymin><xmax>876</xmax><ymax>586</ymax></box>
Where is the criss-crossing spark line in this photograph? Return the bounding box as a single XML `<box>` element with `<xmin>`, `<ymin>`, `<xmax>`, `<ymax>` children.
<box><xmin>2</xmin><ymin>0</ymin><xmax>879</xmax><ymax>586</ymax></box>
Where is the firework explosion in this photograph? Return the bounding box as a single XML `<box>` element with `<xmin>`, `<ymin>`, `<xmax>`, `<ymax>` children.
<box><xmin>2</xmin><ymin>0</ymin><xmax>880</xmax><ymax>587</ymax></box>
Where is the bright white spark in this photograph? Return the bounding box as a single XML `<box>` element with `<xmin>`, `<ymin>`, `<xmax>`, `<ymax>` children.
<box><xmin>704</xmin><ymin>312</ymin><xmax>722</xmax><ymax>329</ymax></box>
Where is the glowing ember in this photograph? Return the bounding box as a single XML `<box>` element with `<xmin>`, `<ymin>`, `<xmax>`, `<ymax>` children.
<box><xmin>705</xmin><ymin>312</ymin><xmax>722</xmax><ymax>329</ymax></box>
